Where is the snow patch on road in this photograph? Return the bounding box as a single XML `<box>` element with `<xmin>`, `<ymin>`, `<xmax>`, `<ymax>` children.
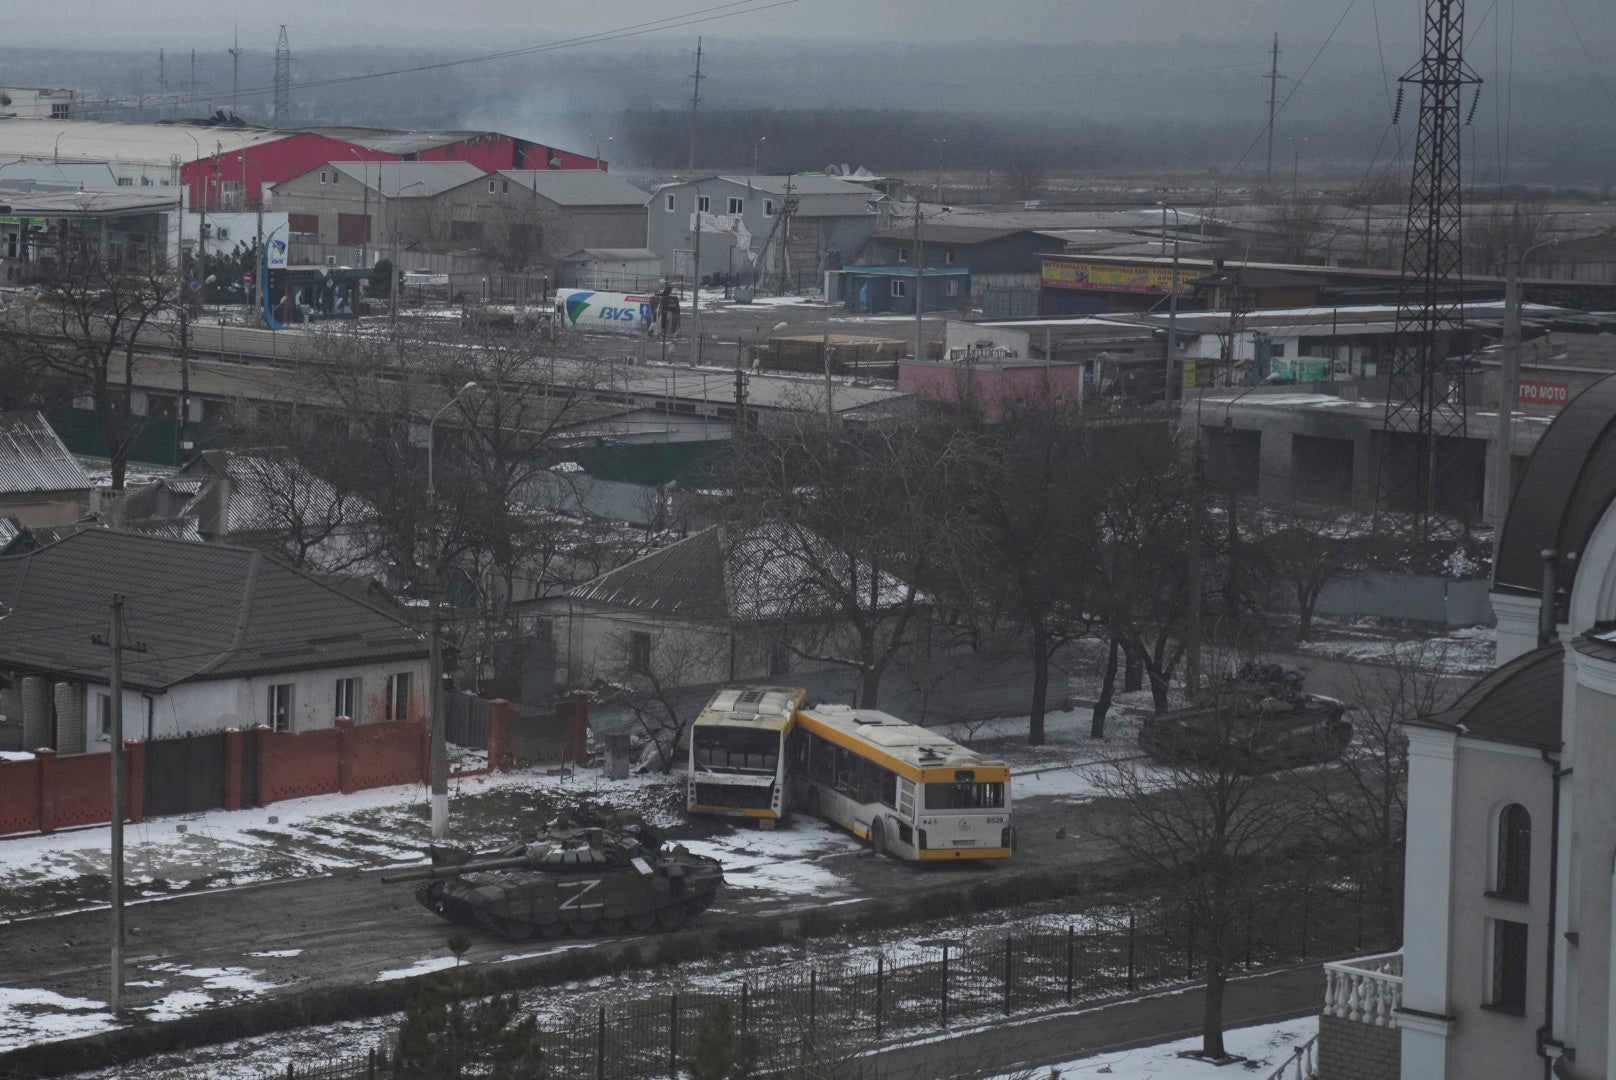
<box><xmin>375</xmin><ymin>957</ymin><xmax>461</xmax><ymax>983</ymax></box>
<box><xmin>248</xmin><ymin>949</ymin><xmax>303</xmax><ymax>958</ymax></box>
<box><xmin>142</xmin><ymin>989</ymin><xmax>215</xmax><ymax>1021</ymax></box>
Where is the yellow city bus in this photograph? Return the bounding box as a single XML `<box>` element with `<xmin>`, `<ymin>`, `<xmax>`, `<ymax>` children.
<box><xmin>788</xmin><ymin>703</ymin><xmax>1013</xmax><ymax>861</ymax></box>
<box><xmin>686</xmin><ymin>685</ymin><xmax>807</xmax><ymax>826</ymax></box>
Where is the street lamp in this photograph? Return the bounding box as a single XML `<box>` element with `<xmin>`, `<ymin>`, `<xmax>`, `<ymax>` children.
<box><xmin>932</xmin><ymin>138</ymin><xmax>947</xmax><ymax>203</ymax></box>
<box><xmin>591</xmin><ymin>133</ymin><xmax>612</xmax><ymax>171</ymax></box>
<box><xmin>1490</xmin><ymin>236</ymin><xmax>1558</xmax><ymax>552</ymax></box>
<box><xmin>1287</xmin><ymin>136</ymin><xmax>1309</xmax><ymax>202</ymax></box>
<box><xmin>427</xmin><ymin>380</ymin><xmax>479</xmax><ymax>842</ymax></box>
<box><xmin>388</xmin><ymin>177</ymin><xmax>427</xmax><ymax>327</ymax></box>
<box><xmin>752</xmin><ymin>136</ymin><xmax>767</xmax><ymax>175</ymax></box>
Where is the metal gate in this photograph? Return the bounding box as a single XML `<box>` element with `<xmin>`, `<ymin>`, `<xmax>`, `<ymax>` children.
<box><xmin>143</xmin><ymin>733</ymin><xmax>229</xmax><ymax>817</ymax></box>
<box><xmin>446</xmin><ymin>692</ymin><xmax>491</xmax><ymax>750</ymax></box>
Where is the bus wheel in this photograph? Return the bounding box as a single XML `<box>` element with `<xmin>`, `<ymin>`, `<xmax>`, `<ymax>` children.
<box><xmin>870</xmin><ymin>818</ymin><xmax>888</xmax><ymax>857</ymax></box>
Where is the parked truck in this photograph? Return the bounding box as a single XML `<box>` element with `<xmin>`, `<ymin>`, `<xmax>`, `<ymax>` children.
<box><xmin>553</xmin><ymin>288</ymin><xmax>655</xmax><ymax>336</ymax></box>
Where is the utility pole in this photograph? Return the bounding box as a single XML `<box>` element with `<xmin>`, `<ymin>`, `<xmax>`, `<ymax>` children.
<box><xmin>1491</xmin><ymin>243</ymin><xmax>1522</xmax><ymax>557</ymax></box>
<box><xmin>1263</xmin><ymin>34</ymin><xmax>1284</xmax><ymax>187</ymax></box>
<box><xmin>913</xmin><ymin>199</ymin><xmax>924</xmax><ymax>362</ymax></box>
<box><xmin>178</xmin><ymin>311</ymin><xmax>190</xmax><ymax>462</ymax></box>
<box><xmin>1163</xmin><ymin>207</ymin><xmax>1181</xmax><ymax>406</ymax></box>
<box><xmin>229</xmin><ymin>33</ymin><xmax>242</xmax><ymax>117</ymax></box>
<box><xmin>822</xmin><ymin>327</ymin><xmax>834</xmax><ymax>420</ymax></box>
<box><xmin>733</xmin><ymin>367</ymin><xmax>748</xmax><ymax>441</ymax></box>
<box><xmin>687</xmin><ymin>37</ymin><xmax>705</xmax><ymax>172</ymax></box>
<box><xmin>691</xmin><ymin>187</ymin><xmax>703</xmax><ymax>364</ymax></box>
<box><xmin>91</xmin><ymin>597</ymin><xmax>145</xmax><ymax>1016</ymax></box>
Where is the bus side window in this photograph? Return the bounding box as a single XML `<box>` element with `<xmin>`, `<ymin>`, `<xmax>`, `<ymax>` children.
<box><xmin>834</xmin><ymin>745</ymin><xmax>855</xmax><ymax>795</ymax></box>
<box><xmin>810</xmin><ymin>734</ymin><xmax>834</xmax><ymax>784</ymax></box>
<box><xmin>880</xmin><ymin>769</ymin><xmax>898</xmax><ymax>809</ymax></box>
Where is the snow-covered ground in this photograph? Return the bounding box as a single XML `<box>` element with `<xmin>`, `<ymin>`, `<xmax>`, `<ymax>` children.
<box><xmin>1295</xmin><ymin>624</ymin><xmax>1495</xmax><ymax>675</ymax></box>
<box><xmin>987</xmin><ymin>1016</ymin><xmax>1318</xmax><ymax>1079</ymax></box>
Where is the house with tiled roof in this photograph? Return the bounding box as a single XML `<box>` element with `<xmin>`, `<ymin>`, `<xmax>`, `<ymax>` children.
<box><xmin>0</xmin><ymin>529</ymin><xmax>427</xmax><ymax>755</ymax></box>
<box><xmin>1314</xmin><ymin>371</ymin><xmax>1616</xmax><ymax>1080</ymax></box>
<box><xmin>0</xmin><ymin>411</ymin><xmax>92</xmax><ymax>526</ymax></box>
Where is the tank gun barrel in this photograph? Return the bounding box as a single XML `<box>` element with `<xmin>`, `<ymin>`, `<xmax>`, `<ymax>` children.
<box><xmin>381</xmin><ymin>854</ymin><xmax>534</xmax><ymax>883</ymax></box>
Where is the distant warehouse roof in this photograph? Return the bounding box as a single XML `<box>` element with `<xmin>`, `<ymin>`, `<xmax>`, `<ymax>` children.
<box><xmin>322</xmin><ymin>161</ymin><xmax>484</xmax><ymax>197</ymax></box>
<box><xmin>0</xmin><ymin>411</ymin><xmax>92</xmax><ymax>495</ymax></box>
<box><xmin>0</xmin><ymin>118</ymin><xmax>289</xmax><ymax>166</ymax></box>
<box><xmin>495</xmin><ymin>170</ymin><xmax>651</xmax><ymax>206</ymax></box>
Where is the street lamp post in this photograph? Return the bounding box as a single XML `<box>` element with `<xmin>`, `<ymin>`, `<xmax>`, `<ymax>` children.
<box><xmin>752</xmin><ymin>137</ymin><xmax>767</xmax><ymax>175</ymax></box>
<box><xmin>1160</xmin><ymin>205</ymin><xmax>1182</xmax><ymax>406</ymax></box>
<box><xmin>427</xmin><ymin>380</ymin><xmax>478</xmax><ymax>842</ymax></box>
<box><xmin>1288</xmin><ymin>136</ymin><xmax>1308</xmax><ymax>202</ymax></box>
<box><xmin>1491</xmin><ymin>238</ymin><xmax>1555</xmax><ymax>555</ymax></box>
<box><xmin>389</xmin><ymin>177</ymin><xmax>427</xmax><ymax>328</ymax></box>
<box><xmin>932</xmin><ymin>138</ymin><xmax>947</xmax><ymax>203</ymax></box>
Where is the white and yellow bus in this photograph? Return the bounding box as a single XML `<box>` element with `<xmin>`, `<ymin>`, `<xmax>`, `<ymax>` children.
<box><xmin>686</xmin><ymin>685</ymin><xmax>807</xmax><ymax>826</ymax></box>
<box><xmin>788</xmin><ymin>703</ymin><xmax>1013</xmax><ymax>861</ymax></box>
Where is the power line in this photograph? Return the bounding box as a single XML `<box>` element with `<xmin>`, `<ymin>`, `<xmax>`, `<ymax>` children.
<box><xmin>1556</xmin><ymin>0</ymin><xmax>1616</xmax><ymax>115</ymax></box>
<box><xmin>79</xmin><ymin>0</ymin><xmax>800</xmax><ymax>117</ymax></box>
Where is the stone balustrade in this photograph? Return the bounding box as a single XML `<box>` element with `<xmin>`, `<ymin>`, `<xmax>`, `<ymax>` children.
<box><xmin>1323</xmin><ymin>950</ymin><xmax>1404</xmax><ymax>1028</ymax></box>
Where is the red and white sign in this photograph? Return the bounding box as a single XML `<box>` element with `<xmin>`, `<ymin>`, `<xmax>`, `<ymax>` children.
<box><xmin>1519</xmin><ymin>379</ymin><xmax>1570</xmax><ymax>406</ymax></box>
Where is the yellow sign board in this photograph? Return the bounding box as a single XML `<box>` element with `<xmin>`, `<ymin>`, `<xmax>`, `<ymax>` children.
<box><xmin>1181</xmin><ymin>361</ymin><xmax>1197</xmax><ymax>389</ymax></box>
<box><xmin>1041</xmin><ymin>259</ymin><xmax>1201</xmax><ymax>295</ymax></box>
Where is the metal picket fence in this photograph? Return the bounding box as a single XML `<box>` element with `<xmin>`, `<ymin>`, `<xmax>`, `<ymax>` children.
<box><xmin>255</xmin><ymin>881</ymin><xmax>1389</xmax><ymax>1080</ymax></box>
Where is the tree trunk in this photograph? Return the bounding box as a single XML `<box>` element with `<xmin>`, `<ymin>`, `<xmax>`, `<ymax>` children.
<box><xmin>1090</xmin><ymin>635</ymin><xmax>1120</xmax><ymax>739</ymax></box>
<box><xmin>859</xmin><ymin>667</ymin><xmax>882</xmax><ymax>710</ymax></box>
<box><xmin>1296</xmin><ymin>583</ymin><xmax>1316</xmax><ymax>641</ymax></box>
<box><xmin>1123</xmin><ymin>646</ymin><xmax>1143</xmax><ymax>692</ymax></box>
<box><xmin>1201</xmin><ymin>958</ymin><xmax>1228</xmax><ymax>1059</ymax></box>
<box><xmin>1027</xmin><ymin>628</ymin><xmax>1049</xmax><ymax>746</ymax></box>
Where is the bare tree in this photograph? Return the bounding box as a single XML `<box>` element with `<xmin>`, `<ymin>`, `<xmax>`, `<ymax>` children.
<box><xmin>593</xmin><ymin>626</ymin><xmax>729</xmax><ymax>772</ymax></box>
<box><xmin>722</xmin><ymin>401</ymin><xmax>980</xmax><ymax>708</ymax></box>
<box><xmin>999</xmin><ymin>156</ymin><xmax>1048</xmax><ymax>200</ymax></box>
<box><xmin>1468</xmin><ymin>195</ymin><xmax>1551</xmax><ymax>275</ymax></box>
<box><xmin>1271</xmin><ymin>199</ymin><xmax>1328</xmax><ymax>263</ymax></box>
<box><xmin>1303</xmin><ymin>638</ymin><xmax>1458</xmax><ymax>943</ymax></box>
<box><xmin>1092</xmin><ymin>654</ymin><xmax>1306</xmax><ymax>1060</ymax></box>
<box><xmin>1</xmin><ymin>220</ymin><xmax>179</xmax><ymax>489</ymax></box>
<box><xmin>1247</xmin><ymin>503</ymin><xmax>1374</xmax><ymax>641</ymax></box>
<box><xmin>480</xmin><ymin>204</ymin><xmax>571</xmax><ymax>275</ymax></box>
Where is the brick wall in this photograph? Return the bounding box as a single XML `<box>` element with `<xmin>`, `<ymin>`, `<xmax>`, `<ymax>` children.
<box><xmin>20</xmin><ymin>676</ymin><xmax>49</xmax><ymax>749</ymax></box>
<box><xmin>1318</xmin><ymin>1014</ymin><xmax>1401</xmax><ymax>1080</ymax></box>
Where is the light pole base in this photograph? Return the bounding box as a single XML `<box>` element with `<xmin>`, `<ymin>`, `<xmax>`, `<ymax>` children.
<box><xmin>429</xmin><ymin>792</ymin><xmax>449</xmax><ymax>840</ymax></box>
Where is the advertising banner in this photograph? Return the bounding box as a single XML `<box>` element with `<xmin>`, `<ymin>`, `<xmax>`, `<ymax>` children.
<box><xmin>1518</xmin><ymin>379</ymin><xmax>1570</xmax><ymax>406</ymax></box>
<box><xmin>1042</xmin><ymin>259</ymin><xmax>1202</xmax><ymax>295</ymax></box>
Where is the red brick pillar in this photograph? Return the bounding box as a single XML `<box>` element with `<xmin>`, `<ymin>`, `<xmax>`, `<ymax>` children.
<box><xmin>487</xmin><ymin>699</ymin><xmax>511</xmax><ymax>772</ymax></box>
<box><xmin>335</xmin><ymin>717</ymin><xmax>355</xmax><ymax>795</ymax></box>
<box><xmin>124</xmin><ymin>740</ymin><xmax>146</xmax><ymax>824</ymax></box>
<box><xmin>35</xmin><ymin>748</ymin><xmax>57</xmax><ymax>833</ymax></box>
<box><xmin>256</xmin><ymin>725</ymin><xmax>276</xmax><ymax>807</ymax></box>
<box><xmin>224</xmin><ymin>728</ymin><xmax>244</xmax><ymax>810</ymax></box>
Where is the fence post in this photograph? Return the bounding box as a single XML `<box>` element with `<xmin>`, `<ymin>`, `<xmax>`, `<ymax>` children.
<box><xmin>809</xmin><ymin>968</ymin><xmax>817</xmax><ymax>1034</ymax></box>
<box><xmin>1003</xmin><ymin>936</ymin><xmax>1012</xmax><ymax>1013</ymax></box>
<box><xmin>940</xmin><ymin>944</ymin><xmax>950</xmax><ymax>1028</ymax></box>
<box><xmin>875</xmin><ymin>957</ymin><xmax>884</xmax><ymax>1037</ymax></box>
<box><xmin>597</xmin><ymin>1004</ymin><xmax>606</xmax><ymax>1080</ymax></box>
<box><xmin>1355</xmin><ymin>880</ymin><xmax>1365</xmax><ymax>951</ymax></box>
<box><xmin>335</xmin><ymin>716</ymin><xmax>355</xmax><ymax>795</ymax></box>
<box><xmin>669</xmin><ymin>992</ymin><xmax>678</xmax><ymax>1080</ymax></box>
<box><xmin>1066</xmin><ymin>925</ymin><xmax>1075</xmax><ymax>1002</ymax></box>
<box><xmin>1186</xmin><ymin>921</ymin><xmax>1195</xmax><ymax>979</ymax></box>
<box><xmin>124</xmin><ymin>739</ymin><xmax>146</xmax><ymax>823</ymax></box>
<box><xmin>224</xmin><ymin>727</ymin><xmax>244</xmax><ymax>810</ymax></box>
<box><xmin>1301</xmin><ymin>890</ymin><xmax>1311</xmax><ymax>961</ymax></box>
<box><xmin>1127</xmin><ymin>914</ymin><xmax>1136</xmax><ymax>993</ymax></box>
<box><xmin>741</xmin><ymin>981</ymin><xmax>749</xmax><ymax>1033</ymax></box>
<box><xmin>1244</xmin><ymin>907</ymin><xmax>1253</xmax><ymax>969</ymax></box>
<box><xmin>35</xmin><ymin>748</ymin><xmax>57</xmax><ymax>833</ymax></box>
<box><xmin>366</xmin><ymin>1047</ymin><xmax>376</xmax><ymax>1080</ymax></box>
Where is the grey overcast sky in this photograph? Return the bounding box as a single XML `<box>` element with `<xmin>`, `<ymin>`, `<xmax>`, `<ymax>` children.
<box><xmin>20</xmin><ymin>0</ymin><xmax>1614</xmax><ymax>54</ymax></box>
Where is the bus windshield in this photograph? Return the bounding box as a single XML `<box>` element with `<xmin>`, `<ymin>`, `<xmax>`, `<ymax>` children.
<box><xmin>693</xmin><ymin>727</ymin><xmax>782</xmax><ymax>774</ymax></box>
<box><xmin>922</xmin><ymin>781</ymin><xmax>1005</xmax><ymax>810</ymax></box>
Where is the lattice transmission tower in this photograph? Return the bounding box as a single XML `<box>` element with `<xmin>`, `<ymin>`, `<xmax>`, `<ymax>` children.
<box><xmin>1374</xmin><ymin>0</ymin><xmax>1482</xmax><ymax>539</ymax></box>
<box><xmin>273</xmin><ymin>26</ymin><xmax>292</xmax><ymax>126</ymax></box>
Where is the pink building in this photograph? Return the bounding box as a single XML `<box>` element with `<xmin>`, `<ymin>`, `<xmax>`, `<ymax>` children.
<box><xmin>898</xmin><ymin>358</ymin><xmax>1085</xmax><ymax>420</ymax></box>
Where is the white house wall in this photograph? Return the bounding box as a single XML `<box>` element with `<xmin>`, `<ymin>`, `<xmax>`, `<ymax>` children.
<box><xmin>77</xmin><ymin>657</ymin><xmax>430</xmax><ymax>750</ymax></box>
<box><xmin>1567</xmin><ymin>657</ymin><xmax>1616</xmax><ymax>1074</ymax></box>
<box><xmin>1444</xmin><ymin>739</ymin><xmax>1555</xmax><ymax>1080</ymax></box>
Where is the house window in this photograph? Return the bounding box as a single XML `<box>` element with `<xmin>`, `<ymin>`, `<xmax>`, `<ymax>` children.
<box><xmin>335</xmin><ymin>677</ymin><xmax>359</xmax><ymax>721</ymax></box>
<box><xmin>764</xmin><ymin>199</ymin><xmax>775</xmax><ymax>216</ymax></box>
<box><xmin>116</xmin><ymin>177</ymin><xmax>134</xmax><ymax>187</ymax></box>
<box><xmin>50</xmin><ymin>103</ymin><xmax>70</xmax><ymax>120</ymax></box>
<box><xmin>897</xmin><ymin>246</ymin><xmax>910</xmax><ymax>263</ymax></box>
<box><xmin>386</xmin><ymin>672</ymin><xmax>412</xmax><ymax>722</ymax></box>
<box><xmin>697</xmin><ymin>196</ymin><xmax>711</xmax><ymax>213</ymax></box>
<box><xmin>944</xmin><ymin>278</ymin><xmax>960</xmax><ymax>297</ymax></box>
<box><xmin>501</xmin><ymin>180</ymin><xmax>510</xmax><ymax>195</ymax></box>
<box><xmin>330</xmin><ymin>170</ymin><xmax>338</xmax><ymax>185</ymax></box>
<box><xmin>890</xmin><ymin>279</ymin><xmax>907</xmax><ymax>298</ymax></box>
<box><xmin>767</xmin><ymin>643</ymin><xmax>791</xmax><ymax>678</ymax></box>
<box><xmin>1488</xmin><ymin>919</ymin><xmax>1529</xmax><ymax>1014</ymax></box>
<box><xmin>97</xmin><ymin>692</ymin><xmax>112</xmax><ymax>738</ymax></box>
<box><xmin>944</xmin><ymin>248</ymin><xmax>956</xmax><ymax>265</ymax></box>
<box><xmin>320</xmin><ymin>170</ymin><xmax>328</xmax><ymax>185</ymax></box>
<box><xmin>1495</xmin><ymin>804</ymin><xmax>1531</xmax><ymax>900</ymax></box>
<box><xmin>337</xmin><ymin>213</ymin><xmax>371</xmax><ymax>245</ymax></box>
<box><xmin>628</xmin><ymin>631</ymin><xmax>653</xmax><ymax>671</ymax></box>
<box><xmin>665</xmin><ymin>193</ymin><xmax>676</xmax><ymax>212</ymax></box>
<box><xmin>1272</xmin><ymin>343</ymin><xmax>1287</xmax><ymax>358</ymax></box>
<box><xmin>288</xmin><ymin>213</ymin><xmax>320</xmax><ymax>239</ymax></box>
<box><xmin>268</xmin><ymin>683</ymin><xmax>294</xmax><ymax>733</ymax></box>
<box><xmin>727</xmin><ymin>197</ymin><xmax>744</xmax><ymax>215</ymax></box>
<box><xmin>489</xmin><ymin>179</ymin><xmax>496</xmax><ymax>193</ymax></box>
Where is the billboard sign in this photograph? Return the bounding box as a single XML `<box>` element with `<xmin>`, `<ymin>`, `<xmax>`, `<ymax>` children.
<box><xmin>1519</xmin><ymin>379</ymin><xmax>1570</xmax><ymax>406</ymax></box>
<box><xmin>1042</xmin><ymin>259</ymin><xmax>1202</xmax><ymax>295</ymax></box>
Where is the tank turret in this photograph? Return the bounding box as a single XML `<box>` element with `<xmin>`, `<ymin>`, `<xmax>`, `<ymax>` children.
<box><xmin>382</xmin><ymin>818</ymin><xmax>722</xmax><ymax>942</ymax></box>
<box><xmin>1141</xmin><ymin>662</ymin><xmax>1352</xmax><ymax>771</ymax></box>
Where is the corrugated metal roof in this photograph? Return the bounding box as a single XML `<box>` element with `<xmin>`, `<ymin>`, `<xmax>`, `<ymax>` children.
<box><xmin>0</xmin><ymin>411</ymin><xmax>92</xmax><ymax>495</ymax></box>
<box><xmin>1419</xmin><ymin>644</ymin><xmax>1562</xmax><ymax>749</ymax></box>
<box><xmin>561</xmin><ymin>248</ymin><xmax>662</xmax><ymax>262</ymax></box>
<box><xmin>304</xmin><ymin>127</ymin><xmax>487</xmax><ymax>155</ymax></box>
<box><xmin>0</xmin><ymin>529</ymin><xmax>425</xmax><ymax>691</ymax></box>
<box><xmin>0</xmin><ymin>118</ymin><xmax>288</xmax><ymax>166</ymax></box>
<box><xmin>322</xmin><ymin>161</ymin><xmax>484</xmax><ymax>197</ymax></box>
<box><xmin>496</xmin><ymin>171</ymin><xmax>651</xmax><ymax>206</ymax></box>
